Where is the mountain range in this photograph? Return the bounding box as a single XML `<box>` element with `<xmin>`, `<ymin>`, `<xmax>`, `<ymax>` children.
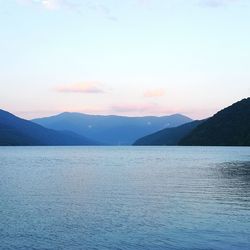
<box><xmin>0</xmin><ymin>109</ymin><xmax>96</xmax><ymax>146</ymax></box>
<box><xmin>32</xmin><ymin>113</ymin><xmax>192</xmax><ymax>145</ymax></box>
<box><xmin>1</xmin><ymin>97</ymin><xmax>249</xmax><ymax>146</ymax></box>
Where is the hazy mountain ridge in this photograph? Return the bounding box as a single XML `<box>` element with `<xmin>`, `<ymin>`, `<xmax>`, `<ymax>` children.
<box><xmin>0</xmin><ymin>109</ymin><xmax>97</xmax><ymax>146</ymax></box>
<box><xmin>134</xmin><ymin>120</ymin><xmax>204</xmax><ymax>146</ymax></box>
<box><xmin>32</xmin><ymin>113</ymin><xmax>192</xmax><ymax>145</ymax></box>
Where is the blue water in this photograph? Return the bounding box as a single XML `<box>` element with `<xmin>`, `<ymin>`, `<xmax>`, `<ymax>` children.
<box><xmin>0</xmin><ymin>146</ymin><xmax>250</xmax><ymax>250</ymax></box>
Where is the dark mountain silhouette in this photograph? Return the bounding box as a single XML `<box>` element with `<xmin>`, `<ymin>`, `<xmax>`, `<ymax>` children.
<box><xmin>32</xmin><ymin>113</ymin><xmax>192</xmax><ymax>145</ymax></box>
<box><xmin>179</xmin><ymin>98</ymin><xmax>250</xmax><ymax>146</ymax></box>
<box><xmin>134</xmin><ymin>120</ymin><xmax>204</xmax><ymax>146</ymax></box>
<box><xmin>0</xmin><ymin>109</ymin><xmax>96</xmax><ymax>146</ymax></box>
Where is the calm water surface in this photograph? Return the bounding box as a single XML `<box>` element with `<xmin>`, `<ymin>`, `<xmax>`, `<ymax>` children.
<box><xmin>0</xmin><ymin>146</ymin><xmax>250</xmax><ymax>250</ymax></box>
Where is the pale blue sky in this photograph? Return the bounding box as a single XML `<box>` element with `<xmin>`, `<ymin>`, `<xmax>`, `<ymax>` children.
<box><xmin>0</xmin><ymin>0</ymin><xmax>249</xmax><ymax>119</ymax></box>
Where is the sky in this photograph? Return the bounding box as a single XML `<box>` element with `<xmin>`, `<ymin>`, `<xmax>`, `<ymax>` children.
<box><xmin>0</xmin><ymin>0</ymin><xmax>249</xmax><ymax>119</ymax></box>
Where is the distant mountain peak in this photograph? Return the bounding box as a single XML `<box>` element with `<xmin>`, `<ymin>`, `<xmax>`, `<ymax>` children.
<box><xmin>0</xmin><ymin>109</ymin><xmax>97</xmax><ymax>146</ymax></box>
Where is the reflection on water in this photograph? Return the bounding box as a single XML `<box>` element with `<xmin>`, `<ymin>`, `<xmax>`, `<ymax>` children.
<box><xmin>219</xmin><ymin>161</ymin><xmax>250</xmax><ymax>181</ymax></box>
<box><xmin>212</xmin><ymin>161</ymin><xmax>250</xmax><ymax>211</ymax></box>
<box><xmin>0</xmin><ymin>146</ymin><xmax>250</xmax><ymax>250</ymax></box>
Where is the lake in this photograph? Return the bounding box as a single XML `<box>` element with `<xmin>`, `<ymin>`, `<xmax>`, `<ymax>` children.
<box><xmin>0</xmin><ymin>146</ymin><xmax>250</xmax><ymax>250</ymax></box>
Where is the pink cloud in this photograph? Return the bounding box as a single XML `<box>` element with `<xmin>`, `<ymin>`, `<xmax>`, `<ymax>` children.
<box><xmin>56</xmin><ymin>82</ymin><xmax>105</xmax><ymax>94</ymax></box>
<box><xmin>144</xmin><ymin>88</ymin><xmax>166</xmax><ymax>98</ymax></box>
<box><xmin>111</xmin><ymin>103</ymin><xmax>155</xmax><ymax>113</ymax></box>
<box><xmin>110</xmin><ymin>102</ymin><xmax>175</xmax><ymax>116</ymax></box>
